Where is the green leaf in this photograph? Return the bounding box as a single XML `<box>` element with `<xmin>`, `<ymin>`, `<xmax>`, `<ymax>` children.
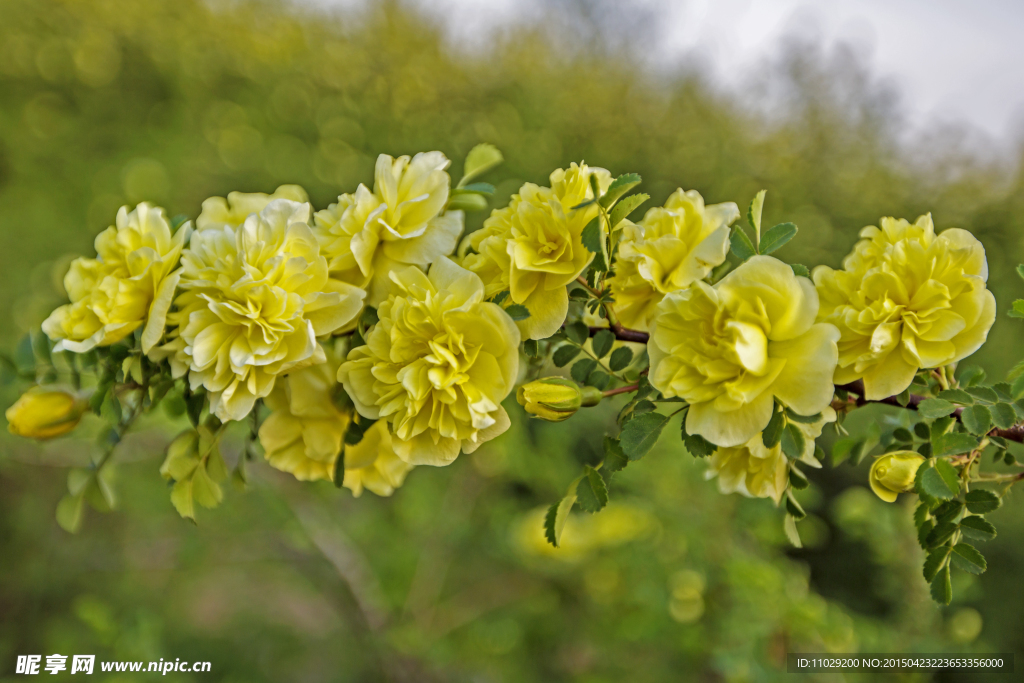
<box><xmin>552</xmin><ymin>345</ymin><xmax>581</xmax><ymax>367</ymax></box>
<box><xmin>586</xmin><ymin>371</ymin><xmax>611</xmax><ymax>390</ymax></box>
<box><xmin>570</xmin><ymin>359</ymin><xmax>597</xmax><ymax>383</ymax></box>
<box><xmin>1009</xmin><ymin>299</ymin><xmax>1024</xmax><ymax>318</ymax></box>
<box><xmin>729</xmin><ymin>226</ymin><xmax>756</xmax><ymax>261</ymax></box>
<box><xmin>523</xmin><ymin>339</ymin><xmax>540</xmax><ymax>358</ymax></box>
<box><xmin>934</xmin><ymin>458</ymin><xmax>961</xmax><ymax>496</ymax></box>
<box><xmin>747</xmin><ymin>189</ymin><xmax>766</xmax><ymax>235</ymax></box>
<box><xmin>917</xmin><ymin>519</ymin><xmax>935</xmax><ymax>549</ymax></box>
<box><xmin>919</xmin><ymin>465</ymin><xmax>956</xmax><ymax>501</ymax></box>
<box><xmin>926</xmin><ymin>520</ymin><xmax>958</xmax><ymax>547</ymax></box>
<box><xmin>504</xmin><ymin>304</ymin><xmax>530</xmax><ymax>321</ymax></box>
<box><xmin>918</xmin><ymin>398</ymin><xmax>956</xmax><ymax>418</ymax></box>
<box><xmin>781</xmin><ymin>423</ymin><xmax>806</xmax><ymax>459</ymax></box>
<box><xmin>191</xmin><ymin>465</ymin><xmax>223</xmax><ymax>509</ymax></box>
<box><xmin>914</xmin><ymin>501</ymin><xmax>931</xmax><ymax>528</ymax></box>
<box><xmin>923</xmin><ymin>547</ymin><xmax>949</xmax><ymax>582</ymax></box>
<box><xmin>1017</xmin><ymin>264</ymin><xmax>1024</xmax><ymax>281</ymax></box>
<box><xmin>892</xmin><ymin>427</ymin><xmax>913</xmax><ymax>443</ymax></box>
<box><xmin>603</xmin><ymin>437</ymin><xmax>629</xmax><ymax>474</ymax></box>
<box><xmin>581</xmin><ymin>217</ymin><xmax>603</xmax><ymax>254</ymax></box>
<box><xmin>783</xmin><ymin>513</ymin><xmax>802</xmax><ymax>548</ymax></box>
<box><xmin>914</xmin><ymin>422</ymin><xmax>931</xmax><ymax>440</ymax></box>
<box><xmin>608</xmin><ymin>193</ymin><xmax>649</xmax><ymax>229</ymax></box>
<box><xmin>446</xmin><ymin>192</ymin><xmax>489</xmax><ymax>212</ymax></box>
<box><xmin>460</xmin><ymin>143</ymin><xmax>503</xmax><ymax>186</ymax></box>
<box><xmin>950</xmin><ymin>543</ymin><xmax>987</xmax><ymax>575</ymax></box>
<box><xmin>56</xmin><ymin>493</ymin><xmax>85</xmax><ymax>534</ymax></box>
<box><xmin>990</xmin><ymin>402</ymin><xmax>1017</xmax><ymax>430</ymax></box>
<box><xmin>459</xmin><ymin>182</ymin><xmax>495</xmax><ymax>194</ymax></box>
<box><xmin>831</xmin><ymin>436</ymin><xmax>859</xmax><ymax>465</ymax></box>
<box><xmin>1012</xmin><ymin>374</ymin><xmax>1024</xmax><ymax>400</ymax></box>
<box><xmin>785</xmin><ymin>491</ymin><xmax>806</xmax><ymax>520</ymax></box>
<box><xmin>491</xmin><ymin>290</ymin><xmax>510</xmax><ymax>306</ymax></box>
<box><xmin>608</xmin><ymin>346</ymin><xmax>634</xmax><ymax>372</ymax></box>
<box><xmin>932</xmin><ymin>500</ymin><xmax>964</xmax><ymax>525</ymax></box>
<box><xmin>790</xmin><ymin>264</ymin><xmax>810</xmax><ymax>278</ymax></box>
<box><xmin>565</xmin><ymin>321</ymin><xmax>588</xmax><ymax>345</ymax></box>
<box><xmin>681</xmin><ymin>416</ymin><xmax>716</xmax><ymax>457</ymax></box>
<box><xmin>170</xmin><ymin>478</ymin><xmax>196</xmax><ymax>521</ymax></box>
<box><xmin>1008</xmin><ymin>359</ymin><xmax>1024</xmax><ymax>383</ymax></box>
<box><xmin>333</xmin><ymin>447</ymin><xmax>346</xmax><ymax>488</ymax></box>
<box><xmin>599</xmin><ymin>173</ymin><xmax>641</xmax><ymax>208</ymax></box>
<box><xmin>620</xmin><ymin>412</ymin><xmax>670</xmax><ymax>461</ymax></box>
<box><xmin>958</xmin><ymin>365</ymin><xmax>986</xmax><ymax>387</ymax></box>
<box><xmin>758</xmin><ymin>222</ymin><xmax>798</xmax><ymax>255</ymax></box>
<box><xmin>186</xmin><ymin>390</ymin><xmax>205</xmax><ymax>428</ymax></box>
<box><xmin>933</xmin><ymin>432</ymin><xmax>979</xmax><ymax>457</ymax></box>
<box><xmin>789</xmin><ymin>467</ymin><xmax>809</xmax><ymax>490</ymax></box>
<box><xmin>785</xmin><ymin>408</ymin><xmax>822</xmax><ymax>424</ymax></box>
<box><xmin>930</xmin><ymin>565</ymin><xmax>952</xmax><ymax>605</ymax></box>
<box><xmin>965</xmin><ymin>489</ymin><xmax>1001</xmax><ymax>514</ymax></box>
<box><xmin>937</xmin><ymin>389</ymin><xmax>974</xmax><ymax>405</ymax></box>
<box><xmin>965</xmin><ymin>386</ymin><xmax>998</xmax><ymax>404</ymax></box>
<box><xmin>591</xmin><ymin>330</ymin><xmax>615</xmax><ymax>359</ymax></box>
<box><xmin>959</xmin><ymin>515</ymin><xmax>997</xmax><ymax>541</ymax></box>
<box><xmin>576</xmin><ymin>465</ymin><xmax>609</xmax><ymax>513</ymax></box>
<box><xmin>762</xmin><ymin>405</ymin><xmax>785</xmax><ymax>449</ymax></box>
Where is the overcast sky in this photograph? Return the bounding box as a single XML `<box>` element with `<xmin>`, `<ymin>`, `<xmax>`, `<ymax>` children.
<box><xmin>306</xmin><ymin>0</ymin><xmax>1024</xmax><ymax>143</ymax></box>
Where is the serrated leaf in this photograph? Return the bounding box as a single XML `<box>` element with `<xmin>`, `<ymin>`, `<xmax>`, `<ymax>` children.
<box><xmin>603</xmin><ymin>437</ymin><xmax>628</xmax><ymax>474</ymax></box>
<box><xmin>919</xmin><ymin>398</ymin><xmax>956</xmax><ymax>418</ymax></box>
<box><xmin>334</xmin><ymin>447</ymin><xmax>346</xmax><ymax>488</ymax></box>
<box><xmin>1009</xmin><ymin>300</ymin><xmax>1024</xmax><ymax>318</ymax></box>
<box><xmin>570</xmin><ymin>359</ymin><xmax>597</xmax><ymax>383</ymax></box>
<box><xmin>914</xmin><ymin>502</ymin><xmax>931</xmax><ymax>528</ymax></box>
<box><xmin>460</xmin><ymin>143</ymin><xmax>503</xmax><ymax>186</ymax></box>
<box><xmin>934</xmin><ymin>458</ymin><xmax>961</xmax><ymax>496</ymax></box>
<box><xmin>762</xmin><ymin>405</ymin><xmax>785</xmax><ymax>449</ymax></box>
<box><xmin>923</xmin><ymin>547</ymin><xmax>949</xmax><ymax>582</ymax></box>
<box><xmin>682</xmin><ymin>426</ymin><xmax>715</xmax><ymax>458</ymax></box>
<box><xmin>523</xmin><ymin>339</ymin><xmax>540</xmax><ymax>358</ymax></box>
<box><xmin>965</xmin><ymin>489</ymin><xmax>1001</xmax><ymax>514</ymax></box>
<box><xmin>1012</xmin><ymin>374</ymin><xmax>1024</xmax><ymax>399</ymax></box>
<box><xmin>783</xmin><ymin>513</ymin><xmax>802</xmax><ymax>548</ymax></box>
<box><xmin>965</xmin><ymin>386</ymin><xmax>998</xmax><ymax>404</ymax></box>
<box><xmin>504</xmin><ymin>304</ymin><xmax>530</xmax><ymax>321</ymax></box>
<box><xmin>191</xmin><ymin>465</ymin><xmax>223</xmax><ymax>509</ymax></box>
<box><xmin>933</xmin><ymin>432</ymin><xmax>979</xmax><ymax>457</ymax></box>
<box><xmin>565</xmin><ymin>321</ymin><xmax>589</xmax><ymax>345</ymax></box>
<box><xmin>492</xmin><ymin>290</ymin><xmax>510</xmax><ymax>306</ymax></box>
<box><xmin>599</xmin><ymin>173</ymin><xmax>641</xmax><ymax>208</ymax></box>
<box><xmin>830</xmin><ymin>436</ymin><xmax>859</xmax><ymax>465</ymax></box>
<box><xmin>544</xmin><ymin>484</ymin><xmax>578</xmax><ymax>548</ymax></box>
<box><xmin>950</xmin><ymin>543</ymin><xmax>986</xmax><ymax>574</ymax></box>
<box><xmin>609</xmin><ymin>193</ymin><xmax>649</xmax><ymax>229</ymax></box>
<box><xmin>620</xmin><ymin>412</ymin><xmax>670</xmax><ymax>461</ymax></box>
<box><xmin>730</xmin><ymin>226</ymin><xmax>756</xmax><ymax>261</ymax></box>
<box><xmin>758</xmin><ymin>222</ymin><xmax>798</xmax><ymax>255</ymax></box>
<box><xmin>459</xmin><ymin>182</ymin><xmax>495</xmax><ymax>194</ymax></box>
<box><xmin>56</xmin><ymin>493</ymin><xmax>85</xmax><ymax>533</ymax></box>
<box><xmin>608</xmin><ymin>346</ymin><xmax>633</xmax><ymax>371</ymax></box>
<box><xmin>784</xmin><ymin>408</ymin><xmax>822</xmax><ymax>424</ymax></box>
<box><xmin>917</xmin><ymin>519</ymin><xmax>935</xmax><ymax>549</ymax></box>
<box><xmin>446</xmin><ymin>187</ymin><xmax>490</xmax><ymax>211</ymax></box>
<box><xmin>937</xmin><ymin>389</ymin><xmax>974</xmax><ymax>405</ymax></box>
<box><xmin>586</xmin><ymin>371</ymin><xmax>611</xmax><ymax>390</ymax></box>
<box><xmin>892</xmin><ymin>427</ymin><xmax>913</xmax><ymax>443</ymax></box>
<box><xmin>581</xmin><ymin>217</ymin><xmax>603</xmax><ymax>254</ymax></box>
<box><xmin>170</xmin><ymin>477</ymin><xmax>196</xmax><ymax>521</ymax></box>
<box><xmin>747</xmin><ymin>189</ymin><xmax>766</xmax><ymax>234</ymax></box>
<box><xmin>914</xmin><ymin>422</ymin><xmax>931</xmax><ymax>440</ymax></box>
<box><xmin>926</xmin><ymin>520</ymin><xmax>958</xmax><ymax>547</ymax></box>
<box><xmin>553</xmin><ymin>345</ymin><xmax>581</xmax><ymax>367</ymax></box>
<box><xmin>959</xmin><ymin>365</ymin><xmax>986</xmax><ymax>387</ymax></box>
<box><xmin>989</xmin><ymin>403</ymin><xmax>1017</xmax><ymax>429</ymax></box>
<box><xmin>785</xmin><ymin>491</ymin><xmax>806</xmax><ymax>520</ymax></box>
<box><xmin>959</xmin><ymin>515</ymin><xmax>996</xmax><ymax>541</ymax></box>
<box><xmin>932</xmin><ymin>500</ymin><xmax>964</xmax><ymax>525</ymax></box>
<box><xmin>591</xmin><ymin>330</ymin><xmax>615</xmax><ymax>359</ymax></box>
<box><xmin>576</xmin><ymin>465</ymin><xmax>609</xmax><ymax>513</ymax></box>
<box><xmin>789</xmin><ymin>467</ymin><xmax>809</xmax><ymax>490</ymax></box>
<box><xmin>930</xmin><ymin>565</ymin><xmax>952</xmax><ymax>605</ymax></box>
<box><xmin>781</xmin><ymin>423</ymin><xmax>806</xmax><ymax>459</ymax></box>
<box><xmin>790</xmin><ymin>264</ymin><xmax>810</xmax><ymax>278</ymax></box>
<box><xmin>919</xmin><ymin>465</ymin><xmax>956</xmax><ymax>500</ymax></box>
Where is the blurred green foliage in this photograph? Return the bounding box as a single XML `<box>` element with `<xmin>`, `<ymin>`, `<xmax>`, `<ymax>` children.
<box><xmin>2</xmin><ymin>0</ymin><xmax>1023</xmax><ymax>680</ymax></box>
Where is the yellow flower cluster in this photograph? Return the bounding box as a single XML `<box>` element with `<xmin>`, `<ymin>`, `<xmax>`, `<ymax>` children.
<box><xmin>814</xmin><ymin>214</ymin><xmax>996</xmax><ymax>399</ymax></box>
<box><xmin>458</xmin><ymin>162</ymin><xmax>611</xmax><ymax>339</ymax></box>
<box><xmin>608</xmin><ymin>189</ymin><xmax>738</xmax><ymax>331</ymax></box>
<box><xmin>43</xmin><ymin>203</ymin><xmax>190</xmax><ymax>354</ymax></box>
<box><xmin>648</xmin><ymin>256</ymin><xmax>840</xmax><ymax>447</ymax></box>
<box><xmin>339</xmin><ymin>257</ymin><xmax>520</xmax><ymax>466</ymax></box>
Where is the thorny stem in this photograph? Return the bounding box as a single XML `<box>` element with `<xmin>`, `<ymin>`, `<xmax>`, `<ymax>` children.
<box><xmin>602</xmin><ymin>383</ymin><xmax>639</xmax><ymax>398</ymax></box>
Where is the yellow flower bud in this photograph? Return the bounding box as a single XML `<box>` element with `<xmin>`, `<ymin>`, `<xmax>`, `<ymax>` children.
<box><xmin>869</xmin><ymin>451</ymin><xmax>926</xmax><ymax>503</ymax></box>
<box><xmin>6</xmin><ymin>385</ymin><xmax>90</xmax><ymax>440</ymax></box>
<box><xmin>516</xmin><ymin>377</ymin><xmax>601</xmax><ymax>422</ymax></box>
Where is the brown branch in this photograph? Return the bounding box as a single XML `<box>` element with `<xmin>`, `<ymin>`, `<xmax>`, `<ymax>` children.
<box><xmin>588</xmin><ymin>323</ymin><xmax>650</xmax><ymax>344</ymax></box>
<box><xmin>838</xmin><ymin>380</ymin><xmax>1024</xmax><ymax>444</ymax></box>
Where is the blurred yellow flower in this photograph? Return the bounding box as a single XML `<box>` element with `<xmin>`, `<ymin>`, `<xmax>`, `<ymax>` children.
<box><xmin>869</xmin><ymin>451</ymin><xmax>925</xmax><ymax>503</ymax></box>
<box><xmin>6</xmin><ymin>385</ymin><xmax>90</xmax><ymax>440</ymax></box>
<box><xmin>609</xmin><ymin>189</ymin><xmax>739</xmax><ymax>331</ymax></box>
<box><xmin>338</xmin><ymin>256</ymin><xmax>520</xmax><ymax>466</ymax></box>
<box><xmin>458</xmin><ymin>162</ymin><xmax>611</xmax><ymax>340</ymax></box>
<box><xmin>706</xmin><ymin>409</ymin><xmax>835</xmax><ymax>503</ymax></box>
<box><xmin>157</xmin><ymin>199</ymin><xmax>365</xmax><ymax>422</ymax></box>
<box><xmin>312</xmin><ymin>152</ymin><xmax>463</xmax><ymax>305</ymax></box>
<box><xmin>649</xmin><ymin>256</ymin><xmax>840</xmax><ymax>447</ymax></box>
<box><xmin>513</xmin><ymin>503</ymin><xmax>655</xmax><ymax>562</ymax></box>
<box><xmin>43</xmin><ymin>203</ymin><xmax>191</xmax><ymax>354</ymax></box>
<box><xmin>814</xmin><ymin>214</ymin><xmax>996</xmax><ymax>400</ymax></box>
<box><xmin>342</xmin><ymin>420</ymin><xmax>414</xmax><ymax>497</ymax></box>
<box><xmin>196</xmin><ymin>184</ymin><xmax>308</xmax><ymax>230</ymax></box>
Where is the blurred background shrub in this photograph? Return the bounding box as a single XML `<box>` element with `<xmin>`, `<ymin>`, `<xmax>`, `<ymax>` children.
<box><xmin>1</xmin><ymin>0</ymin><xmax>1023</xmax><ymax>680</ymax></box>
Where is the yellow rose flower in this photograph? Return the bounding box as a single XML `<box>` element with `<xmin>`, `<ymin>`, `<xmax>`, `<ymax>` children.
<box><xmin>608</xmin><ymin>189</ymin><xmax>739</xmax><ymax>331</ymax></box>
<box><xmin>649</xmin><ymin>255</ymin><xmax>840</xmax><ymax>447</ymax></box>
<box><xmin>342</xmin><ymin>420</ymin><xmax>414</xmax><ymax>497</ymax></box>
<box><xmin>813</xmin><ymin>214</ymin><xmax>996</xmax><ymax>400</ymax></box>
<box><xmin>157</xmin><ymin>199</ymin><xmax>365</xmax><ymax>422</ymax></box>
<box><xmin>458</xmin><ymin>162</ymin><xmax>612</xmax><ymax>340</ymax></box>
<box><xmin>43</xmin><ymin>203</ymin><xmax>191</xmax><ymax>354</ymax></box>
<box><xmin>312</xmin><ymin>152</ymin><xmax>463</xmax><ymax>305</ymax></box>
<box><xmin>338</xmin><ymin>256</ymin><xmax>520</xmax><ymax>466</ymax></box>
<box><xmin>196</xmin><ymin>184</ymin><xmax>309</xmax><ymax>231</ymax></box>
<box><xmin>706</xmin><ymin>409</ymin><xmax>835</xmax><ymax>503</ymax></box>
<box><xmin>6</xmin><ymin>385</ymin><xmax>91</xmax><ymax>440</ymax></box>
<box><xmin>869</xmin><ymin>451</ymin><xmax>926</xmax><ymax>503</ymax></box>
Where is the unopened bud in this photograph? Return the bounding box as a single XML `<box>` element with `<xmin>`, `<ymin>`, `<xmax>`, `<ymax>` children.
<box><xmin>869</xmin><ymin>451</ymin><xmax>926</xmax><ymax>503</ymax></box>
<box><xmin>6</xmin><ymin>385</ymin><xmax>90</xmax><ymax>440</ymax></box>
<box><xmin>516</xmin><ymin>377</ymin><xmax>601</xmax><ymax>422</ymax></box>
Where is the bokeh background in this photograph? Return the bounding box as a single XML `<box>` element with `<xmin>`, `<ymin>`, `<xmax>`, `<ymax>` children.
<box><xmin>2</xmin><ymin>0</ymin><xmax>1024</xmax><ymax>681</ymax></box>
